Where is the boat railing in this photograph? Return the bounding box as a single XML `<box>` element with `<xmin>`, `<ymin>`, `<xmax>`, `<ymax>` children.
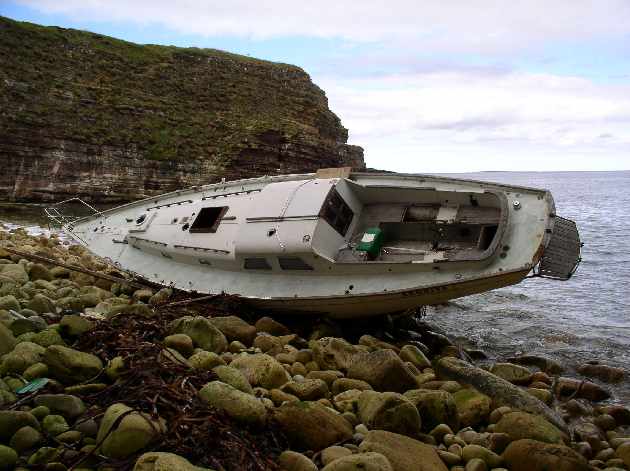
<box><xmin>44</xmin><ymin>198</ymin><xmax>103</xmax><ymax>229</ymax></box>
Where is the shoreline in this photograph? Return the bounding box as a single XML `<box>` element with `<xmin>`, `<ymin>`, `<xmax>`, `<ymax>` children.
<box><xmin>0</xmin><ymin>227</ymin><xmax>629</xmax><ymax>470</ymax></box>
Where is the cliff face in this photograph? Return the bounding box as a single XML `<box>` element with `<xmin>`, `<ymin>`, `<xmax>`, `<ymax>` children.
<box><xmin>0</xmin><ymin>17</ymin><xmax>364</xmax><ymax>203</ymax></box>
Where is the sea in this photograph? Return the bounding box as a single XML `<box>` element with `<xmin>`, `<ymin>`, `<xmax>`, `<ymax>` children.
<box><xmin>1</xmin><ymin>171</ymin><xmax>629</xmax><ymax>402</ymax></box>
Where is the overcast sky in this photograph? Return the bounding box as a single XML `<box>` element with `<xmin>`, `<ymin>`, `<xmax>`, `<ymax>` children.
<box><xmin>2</xmin><ymin>1</ymin><xmax>630</xmax><ymax>171</ymax></box>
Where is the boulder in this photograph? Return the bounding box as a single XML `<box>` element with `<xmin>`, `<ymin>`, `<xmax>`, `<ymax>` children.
<box><xmin>0</xmin><ymin>341</ymin><xmax>46</xmax><ymax>375</ymax></box>
<box><xmin>277</xmin><ymin>450</ymin><xmax>318</xmax><ymax>471</ymax></box>
<box><xmin>230</xmin><ymin>353</ymin><xmax>290</xmax><ymax>389</ymax></box>
<box><xmin>274</xmin><ymin>401</ymin><xmax>353</xmax><ymax>451</ymax></box>
<box><xmin>452</xmin><ymin>389</ymin><xmax>491</xmax><ymax>427</ymax></box>
<box><xmin>26</xmin><ymin>293</ymin><xmax>56</xmax><ymax>314</ymax></box>
<box><xmin>435</xmin><ymin>357</ymin><xmax>568</xmax><ymax>434</ymax></box>
<box><xmin>0</xmin><ymin>322</ymin><xmax>16</xmax><ymax>356</ymax></box>
<box><xmin>134</xmin><ymin>451</ymin><xmax>210</xmax><ymax>471</ymax></box>
<box><xmin>199</xmin><ymin>381</ymin><xmax>267</xmax><ymax>426</ymax></box>
<box><xmin>495</xmin><ymin>411</ymin><xmax>564</xmax><ymax>444</ymax></box>
<box><xmin>189</xmin><ymin>351</ymin><xmax>225</xmax><ymax>370</ymax></box>
<box><xmin>281</xmin><ymin>379</ymin><xmax>329</xmax><ymax>401</ymax></box>
<box><xmin>332</xmin><ymin>378</ymin><xmax>372</xmax><ymax>395</ymax></box>
<box><xmin>164</xmin><ymin>334</ymin><xmax>194</xmax><ymax>357</ymax></box>
<box><xmin>0</xmin><ymin>444</ymin><xmax>17</xmax><ymax>471</ymax></box>
<box><xmin>9</xmin><ymin>425</ymin><xmax>42</xmax><ymax>453</ymax></box>
<box><xmin>321</xmin><ymin>452</ymin><xmax>394</xmax><ymax>471</ymax></box>
<box><xmin>399</xmin><ymin>345</ymin><xmax>431</xmax><ymax>370</ymax></box>
<box><xmin>577</xmin><ymin>363</ymin><xmax>624</xmax><ymax>383</ymax></box>
<box><xmin>359</xmin><ymin>430</ymin><xmax>448</xmax><ymax>471</ymax></box>
<box><xmin>489</xmin><ymin>363</ymin><xmax>532</xmax><ymax>384</ymax></box>
<box><xmin>97</xmin><ymin>403</ymin><xmax>166</xmax><ymax>459</ymax></box>
<box><xmin>321</xmin><ymin>446</ymin><xmax>353</xmax><ymax>465</ymax></box>
<box><xmin>312</xmin><ymin>337</ymin><xmax>362</xmax><ymax>371</ymax></box>
<box><xmin>168</xmin><ymin>316</ymin><xmax>227</xmax><ymax>353</ymax></box>
<box><xmin>59</xmin><ymin>315</ymin><xmax>94</xmax><ymax>337</ymax></box>
<box><xmin>347</xmin><ymin>349</ymin><xmax>418</xmax><ymax>393</ymax></box>
<box><xmin>506</xmin><ymin>354</ymin><xmax>563</xmax><ymax>374</ymax></box>
<box><xmin>10</xmin><ymin>316</ymin><xmax>47</xmax><ymax>336</ymax></box>
<box><xmin>0</xmin><ymin>295</ymin><xmax>19</xmax><ymax>312</ymax></box>
<box><xmin>357</xmin><ymin>390</ymin><xmax>421</xmax><ymax>437</ymax></box>
<box><xmin>31</xmin><ymin>329</ymin><xmax>66</xmax><ymax>347</ymax></box>
<box><xmin>212</xmin><ymin>365</ymin><xmax>253</xmax><ymax>394</ymax></box>
<box><xmin>0</xmin><ymin>264</ymin><xmax>29</xmax><ymax>284</ymax></box>
<box><xmin>208</xmin><ymin>316</ymin><xmax>257</xmax><ymax>346</ymax></box>
<box><xmin>332</xmin><ymin>389</ymin><xmax>362</xmax><ymax>413</ymax></box>
<box><xmin>502</xmin><ymin>439</ymin><xmax>590</xmax><ymax>471</ymax></box>
<box><xmin>43</xmin><ymin>345</ymin><xmax>103</xmax><ymax>383</ymax></box>
<box><xmin>255</xmin><ymin>316</ymin><xmax>290</xmax><ymax>336</ymax></box>
<box><xmin>0</xmin><ymin>410</ymin><xmax>39</xmax><ymax>441</ymax></box>
<box><xmin>554</xmin><ymin>377</ymin><xmax>610</xmax><ymax>401</ymax></box>
<box><xmin>33</xmin><ymin>394</ymin><xmax>86</xmax><ymax>419</ymax></box>
<box><xmin>403</xmin><ymin>389</ymin><xmax>459</xmax><ymax>432</ymax></box>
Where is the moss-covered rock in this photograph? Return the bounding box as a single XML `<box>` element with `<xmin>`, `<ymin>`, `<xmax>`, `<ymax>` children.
<box><xmin>133</xmin><ymin>451</ymin><xmax>211</xmax><ymax>471</ymax></box>
<box><xmin>168</xmin><ymin>316</ymin><xmax>227</xmax><ymax>353</ymax></box>
<box><xmin>199</xmin><ymin>381</ymin><xmax>267</xmax><ymax>426</ymax></box>
<box><xmin>0</xmin><ymin>410</ymin><xmax>39</xmax><ymax>441</ymax></box>
<box><xmin>43</xmin><ymin>345</ymin><xmax>103</xmax><ymax>383</ymax></box>
<box><xmin>452</xmin><ymin>388</ymin><xmax>492</xmax><ymax>428</ymax></box>
<box><xmin>357</xmin><ymin>390</ymin><xmax>421</xmax><ymax>437</ymax></box>
<box><xmin>494</xmin><ymin>411</ymin><xmax>565</xmax><ymax>444</ymax></box>
<box><xmin>403</xmin><ymin>389</ymin><xmax>459</xmax><ymax>432</ymax></box>
<box><xmin>0</xmin><ymin>341</ymin><xmax>46</xmax><ymax>375</ymax></box>
<box><xmin>230</xmin><ymin>353</ymin><xmax>290</xmax><ymax>389</ymax></box>
<box><xmin>0</xmin><ymin>444</ymin><xmax>18</xmax><ymax>471</ymax></box>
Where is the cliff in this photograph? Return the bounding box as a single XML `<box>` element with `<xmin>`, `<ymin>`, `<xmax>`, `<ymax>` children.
<box><xmin>0</xmin><ymin>16</ymin><xmax>364</xmax><ymax>203</ymax></box>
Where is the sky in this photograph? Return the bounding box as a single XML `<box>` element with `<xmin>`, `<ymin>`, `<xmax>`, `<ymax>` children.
<box><xmin>1</xmin><ymin>1</ymin><xmax>630</xmax><ymax>172</ymax></box>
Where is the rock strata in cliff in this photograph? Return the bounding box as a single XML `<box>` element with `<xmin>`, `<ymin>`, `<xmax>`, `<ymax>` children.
<box><xmin>0</xmin><ymin>16</ymin><xmax>364</xmax><ymax>203</ymax></box>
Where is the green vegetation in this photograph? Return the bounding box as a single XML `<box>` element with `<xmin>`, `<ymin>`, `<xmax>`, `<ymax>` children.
<box><xmin>0</xmin><ymin>15</ymin><xmax>351</xmax><ymax>167</ymax></box>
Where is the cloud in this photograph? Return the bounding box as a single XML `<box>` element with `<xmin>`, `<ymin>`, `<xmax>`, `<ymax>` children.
<box><xmin>17</xmin><ymin>0</ymin><xmax>630</xmax><ymax>53</ymax></box>
<box><xmin>317</xmin><ymin>71</ymin><xmax>630</xmax><ymax>171</ymax></box>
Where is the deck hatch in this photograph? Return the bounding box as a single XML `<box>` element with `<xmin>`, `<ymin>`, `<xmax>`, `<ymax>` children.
<box><xmin>189</xmin><ymin>206</ymin><xmax>228</xmax><ymax>233</ymax></box>
<box><xmin>320</xmin><ymin>188</ymin><xmax>354</xmax><ymax>236</ymax></box>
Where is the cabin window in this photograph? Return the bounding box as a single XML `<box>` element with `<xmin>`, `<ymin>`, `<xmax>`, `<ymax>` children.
<box><xmin>320</xmin><ymin>188</ymin><xmax>354</xmax><ymax>236</ymax></box>
<box><xmin>244</xmin><ymin>258</ymin><xmax>272</xmax><ymax>270</ymax></box>
<box><xmin>278</xmin><ymin>257</ymin><xmax>314</xmax><ymax>271</ymax></box>
<box><xmin>189</xmin><ymin>206</ymin><xmax>228</xmax><ymax>233</ymax></box>
<box><xmin>478</xmin><ymin>225</ymin><xmax>498</xmax><ymax>251</ymax></box>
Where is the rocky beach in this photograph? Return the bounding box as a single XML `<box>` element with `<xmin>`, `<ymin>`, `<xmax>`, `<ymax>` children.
<box><xmin>0</xmin><ymin>225</ymin><xmax>629</xmax><ymax>471</ymax></box>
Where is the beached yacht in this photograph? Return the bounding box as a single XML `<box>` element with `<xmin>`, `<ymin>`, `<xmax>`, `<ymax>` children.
<box><xmin>51</xmin><ymin>168</ymin><xmax>581</xmax><ymax>318</ymax></box>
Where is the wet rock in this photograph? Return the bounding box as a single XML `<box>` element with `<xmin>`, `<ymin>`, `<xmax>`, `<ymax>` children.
<box><xmin>148</xmin><ymin>287</ymin><xmax>173</xmax><ymax>306</ymax></box>
<box><xmin>133</xmin><ymin>451</ymin><xmax>211</xmax><ymax>471</ymax></box>
<box><xmin>212</xmin><ymin>365</ymin><xmax>253</xmax><ymax>394</ymax></box>
<box><xmin>189</xmin><ymin>350</ymin><xmax>225</xmax><ymax>370</ymax></box>
<box><xmin>26</xmin><ymin>294</ymin><xmax>56</xmax><ymax>314</ymax></box>
<box><xmin>452</xmin><ymin>389</ymin><xmax>491</xmax><ymax>427</ymax></box>
<box><xmin>33</xmin><ymin>394</ymin><xmax>85</xmax><ymax>419</ymax></box>
<box><xmin>357</xmin><ymin>390</ymin><xmax>421</xmax><ymax>436</ymax></box>
<box><xmin>96</xmin><ymin>403</ymin><xmax>166</xmax><ymax>459</ymax></box>
<box><xmin>199</xmin><ymin>381</ymin><xmax>267</xmax><ymax>426</ymax></box>
<box><xmin>0</xmin><ymin>341</ymin><xmax>46</xmax><ymax>375</ymax></box>
<box><xmin>42</xmin><ymin>414</ymin><xmax>69</xmax><ymax>436</ymax></box>
<box><xmin>489</xmin><ymin>363</ymin><xmax>532</xmax><ymax>385</ymax></box>
<box><xmin>312</xmin><ymin>337</ymin><xmax>362</xmax><ymax>371</ymax></box>
<box><xmin>0</xmin><ymin>264</ymin><xmax>29</xmax><ymax>284</ymax></box>
<box><xmin>43</xmin><ymin>345</ymin><xmax>103</xmax><ymax>383</ymax></box>
<box><xmin>506</xmin><ymin>354</ymin><xmax>563</xmax><ymax>374</ymax></box>
<box><xmin>555</xmin><ymin>377</ymin><xmax>610</xmax><ymax>401</ymax></box>
<box><xmin>281</xmin><ymin>378</ymin><xmax>329</xmax><ymax>401</ymax></box>
<box><xmin>168</xmin><ymin>316</ymin><xmax>227</xmax><ymax>353</ymax></box>
<box><xmin>10</xmin><ymin>316</ymin><xmax>47</xmax><ymax>336</ymax></box>
<box><xmin>403</xmin><ymin>389</ymin><xmax>459</xmax><ymax>432</ymax></box>
<box><xmin>399</xmin><ymin>345</ymin><xmax>431</xmax><ymax>370</ymax></box>
<box><xmin>0</xmin><ymin>322</ymin><xmax>16</xmax><ymax>356</ymax></box>
<box><xmin>164</xmin><ymin>334</ymin><xmax>194</xmax><ymax>357</ymax></box>
<box><xmin>347</xmin><ymin>349</ymin><xmax>418</xmax><ymax>393</ymax></box>
<box><xmin>359</xmin><ymin>335</ymin><xmax>399</xmax><ymax>352</ymax></box>
<box><xmin>0</xmin><ymin>445</ymin><xmax>18</xmax><ymax>471</ymax></box>
<box><xmin>321</xmin><ymin>452</ymin><xmax>394</xmax><ymax>471</ymax></box>
<box><xmin>208</xmin><ymin>316</ymin><xmax>257</xmax><ymax>346</ymax></box>
<box><xmin>332</xmin><ymin>378</ymin><xmax>372</xmax><ymax>395</ymax></box>
<box><xmin>230</xmin><ymin>353</ymin><xmax>290</xmax><ymax>389</ymax></box>
<box><xmin>435</xmin><ymin>357</ymin><xmax>568</xmax><ymax>434</ymax></box>
<box><xmin>59</xmin><ymin>315</ymin><xmax>94</xmax><ymax>338</ymax></box>
<box><xmin>359</xmin><ymin>430</ymin><xmax>448</xmax><ymax>471</ymax></box>
<box><xmin>599</xmin><ymin>405</ymin><xmax>630</xmax><ymax>426</ymax></box>
<box><xmin>31</xmin><ymin>329</ymin><xmax>66</xmax><ymax>347</ymax></box>
<box><xmin>274</xmin><ymin>401</ymin><xmax>353</xmax><ymax>451</ymax></box>
<box><xmin>502</xmin><ymin>439</ymin><xmax>590</xmax><ymax>471</ymax></box>
<box><xmin>594</xmin><ymin>413</ymin><xmax>616</xmax><ymax>431</ymax></box>
<box><xmin>277</xmin><ymin>450</ymin><xmax>318</xmax><ymax>471</ymax></box>
<box><xmin>255</xmin><ymin>316</ymin><xmax>290</xmax><ymax>336</ymax></box>
<box><xmin>9</xmin><ymin>425</ymin><xmax>42</xmax><ymax>453</ymax></box>
<box><xmin>577</xmin><ymin>363</ymin><xmax>624</xmax><ymax>383</ymax></box>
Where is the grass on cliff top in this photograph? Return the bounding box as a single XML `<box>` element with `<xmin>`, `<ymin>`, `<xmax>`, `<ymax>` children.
<box><xmin>0</xmin><ymin>15</ymin><xmax>346</xmax><ymax>164</ymax></box>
